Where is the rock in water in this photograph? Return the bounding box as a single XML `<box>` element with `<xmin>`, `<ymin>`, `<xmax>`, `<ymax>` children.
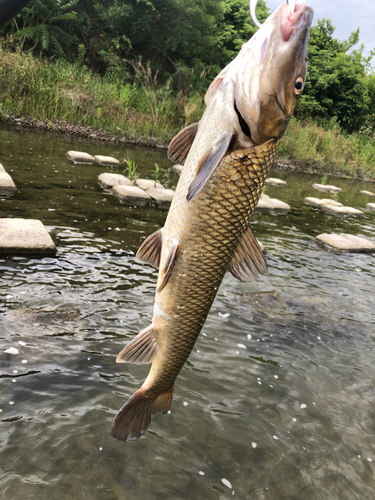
<box><xmin>98</xmin><ymin>173</ymin><xmax>134</xmax><ymax>189</ymax></box>
<box><xmin>66</xmin><ymin>151</ymin><xmax>96</xmax><ymax>164</ymax></box>
<box><xmin>0</xmin><ymin>219</ymin><xmax>56</xmax><ymax>255</ymax></box>
<box><xmin>112</xmin><ymin>185</ymin><xmax>151</xmax><ymax>206</ymax></box>
<box><xmin>315</xmin><ymin>233</ymin><xmax>375</xmax><ymax>253</ymax></box>
<box><xmin>312</xmin><ymin>183</ymin><xmax>342</xmax><ymax>194</ymax></box>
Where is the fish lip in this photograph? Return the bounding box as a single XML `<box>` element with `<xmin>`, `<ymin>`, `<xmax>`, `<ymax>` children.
<box><xmin>281</xmin><ymin>3</ymin><xmax>313</xmax><ymax>43</ymax></box>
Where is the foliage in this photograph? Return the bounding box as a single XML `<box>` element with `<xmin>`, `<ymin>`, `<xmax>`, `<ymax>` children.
<box><xmin>7</xmin><ymin>0</ymin><xmax>79</xmax><ymax>57</ymax></box>
<box><xmin>123</xmin><ymin>157</ymin><xmax>138</xmax><ymax>180</ymax></box>
<box><xmin>297</xmin><ymin>19</ymin><xmax>375</xmax><ymax>133</ymax></box>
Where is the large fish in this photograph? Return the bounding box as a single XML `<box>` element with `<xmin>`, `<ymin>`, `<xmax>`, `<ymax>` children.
<box><xmin>112</xmin><ymin>1</ymin><xmax>313</xmax><ymax>441</ymax></box>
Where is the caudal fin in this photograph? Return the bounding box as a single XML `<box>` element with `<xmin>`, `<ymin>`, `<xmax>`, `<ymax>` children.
<box><xmin>111</xmin><ymin>385</ymin><xmax>174</xmax><ymax>441</ymax></box>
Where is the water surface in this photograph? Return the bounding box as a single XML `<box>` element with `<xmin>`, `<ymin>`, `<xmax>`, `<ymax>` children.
<box><xmin>1</xmin><ymin>124</ymin><xmax>375</xmax><ymax>499</ymax></box>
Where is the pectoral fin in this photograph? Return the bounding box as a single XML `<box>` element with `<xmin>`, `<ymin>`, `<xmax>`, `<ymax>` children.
<box><xmin>136</xmin><ymin>228</ymin><xmax>163</xmax><ymax>268</ymax></box>
<box><xmin>116</xmin><ymin>324</ymin><xmax>158</xmax><ymax>364</ymax></box>
<box><xmin>168</xmin><ymin>122</ymin><xmax>199</xmax><ymax>165</ymax></box>
<box><xmin>229</xmin><ymin>226</ymin><xmax>267</xmax><ymax>281</ymax></box>
<box><xmin>157</xmin><ymin>241</ymin><xmax>179</xmax><ymax>293</ymax></box>
<box><xmin>187</xmin><ymin>131</ymin><xmax>234</xmax><ymax>202</ymax></box>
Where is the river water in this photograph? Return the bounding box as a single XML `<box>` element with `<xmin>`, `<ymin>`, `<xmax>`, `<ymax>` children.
<box><xmin>1</xmin><ymin>124</ymin><xmax>375</xmax><ymax>500</ymax></box>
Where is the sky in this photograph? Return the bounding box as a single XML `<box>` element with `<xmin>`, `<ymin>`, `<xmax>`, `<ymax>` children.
<box><xmin>265</xmin><ymin>0</ymin><xmax>374</xmax><ymax>58</ymax></box>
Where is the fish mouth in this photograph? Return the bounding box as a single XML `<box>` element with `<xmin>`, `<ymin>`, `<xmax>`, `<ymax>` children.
<box><xmin>281</xmin><ymin>2</ymin><xmax>312</xmax><ymax>42</ymax></box>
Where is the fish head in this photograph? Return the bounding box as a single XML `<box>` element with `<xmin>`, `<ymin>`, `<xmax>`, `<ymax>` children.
<box><xmin>237</xmin><ymin>1</ymin><xmax>314</xmax><ymax>144</ymax></box>
<box><xmin>206</xmin><ymin>2</ymin><xmax>314</xmax><ymax>146</ymax></box>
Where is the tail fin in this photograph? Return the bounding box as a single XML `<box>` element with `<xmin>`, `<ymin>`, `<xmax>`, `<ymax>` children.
<box><xmin>111</xmin><ymin>385</ymin><xmax>174</xmax><ymax>441</ymax></box>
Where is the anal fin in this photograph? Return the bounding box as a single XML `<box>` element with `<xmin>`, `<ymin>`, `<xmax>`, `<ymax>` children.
<box><xmin>187</xmin><ymin>131</ymin><xmax>234</xmax><ymax>201</ymax></box>
<box><xmin>111</xmin><ymin>384</ymin><xmax>174</xmax><ymax>441</ymax></box>
<box><xmin>116</xmin><ymin>324</ymin><xmax>158</xmax><ymax>364</ymax></box>
<box><xmin>157</xmin><ymin>242</ymin><xmax>179</xmax><ymax>293</ymax></box>
<box><xmin>168</xmin><ymin>122</ymin><xmax>199</xmax><ymax>165</ymax></box>
<box><xmin>136</xmin><ymin>228</ymin><xmax>163</xmax><ymax>268</ymax></box>
<box><xmin>229</xmin><ymin>226</ymin><xmax>267</xmax><ymax>281</ymax></box>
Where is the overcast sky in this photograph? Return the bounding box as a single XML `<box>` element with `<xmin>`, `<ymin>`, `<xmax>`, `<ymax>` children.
<box><xmin>265</xmin><ymin>0</ymin><xmax>374</xmax><ymax>58</ymax></box>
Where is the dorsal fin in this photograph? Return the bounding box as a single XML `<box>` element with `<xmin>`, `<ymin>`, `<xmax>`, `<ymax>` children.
<box><xmin>116</xmin><ymin>324</ymin><xmax>158</xmax><ymax>364</ymax></box>
<box><xmin>157</xmin><ymin>241</ymin><xmax>179</xmax><ymax>293</ymax></box>
<box><xmin>187</xmin><ymin>131</ymin><xmax>234</xmax><ymax>202</ymax></box>
<box><xmin>136</xmin><ymin>228</ymin><xmax>163</xmax><ymax>268</ymax></box>
<box><xmin>168</xmin><ymin>122</ymin><xmax>199</xmax><ymax>165</ymax></box>
<box><xmin>228</xmin><ymin>226</ymin><xmax>267</xmax><ymax>281</ymax></box>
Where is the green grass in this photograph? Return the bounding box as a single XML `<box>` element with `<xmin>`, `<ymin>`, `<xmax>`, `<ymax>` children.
<box><xmin>1</xmin><ymin>45</ymin><xmax>375</xmax><ymax>179</ymax></box>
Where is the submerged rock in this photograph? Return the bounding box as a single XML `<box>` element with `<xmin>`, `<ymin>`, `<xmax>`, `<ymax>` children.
<box><xmin>322</xmin><ymin>205</ymin><xmax>364</xmax><ymax>217</ymax></box>
<box><xmin>134</xmin><ymin>178</ymin><xmax>164</xmax><ymax>190</ymax></box>
<box><xmin>304</xmin><ymin>197</ymin><xmax>343</xmax><ymax>207</ymax></box>
<box><xmin>148</xmin><ymin>188</ymin><xmax>175</xmax><ymax>208</ymax></box>
<box><xmin>112</xmin><ymin>185</ymin><xmax>150</xmax><ymax>206</ymax></box>
<box><xmin>315</xmin><ymin>233</ymin><xmax>375</xmax><ymax>252</ymax></box>
<box><xmin>312</xmin><ymin>183</ymin><xmax>342</xmax><ymax>194</ymax></box>
<box><xmin>265</xmin><ymin>178</ymin><xmax>287</xmax><ymax>187</ymax></box>
<box><xmin>241</xmin><ymin>292</ymin><xmax>295</xmax><ymax>317</ymax></box>
<box><xmin>94</xmin><ymin>155</ymin><xmax>120</xmax><ymax>166</ymax></box>
<box><xmin>98</xmin><ymin>173</ymin><xmax>133</xmax><ymax>189</ymax></box>
<box><xmin>66</xmin><ymin>151</ymin><xmax>96</xmax><ymax>164</ymax></box>
<box><xmin>0</xmin><ymin>219</ymin><xmax>56</xmax><ymax>255</ymax></box>
<box><xmin>360</xmin><ymin>190</ymin><xmax>375</xmax><ymax>196</ymax></box>
<box><xmin>255</xmin><ymin>194</ymin><xmax>290</xmax><ymax>212</ymax></box>
<box><xmin>5</xmin><ymin>305</ymin><xmax>80</xmax><ymax>325</ymax></box>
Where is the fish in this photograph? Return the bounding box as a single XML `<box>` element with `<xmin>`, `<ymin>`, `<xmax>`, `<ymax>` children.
<box><xmin>111</xmin><ymin>1</ymin><xmax>314</xmax><ymax>441</ymax></box>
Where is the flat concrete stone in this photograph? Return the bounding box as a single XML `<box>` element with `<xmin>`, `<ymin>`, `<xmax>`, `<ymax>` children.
<box><xmin>94</xmin><ymin>155</ymin><xmax>120</xmax><ymax>166</ymax></box>
<box><xmin>0</xmin><ymin>172</ymin><xmax>16</xmax><ymax>191</ymax></box>
<box><xmin>148</xmin><ymin>188</ymin><xmax>175</xmax><ymax>208</ymax></box>
<box><xmin>173</xmin><ymin>164</ymin><xmax>183</xmax><ymax>174</ymax></box>
<box><xmin>322</xmin><ymin>205</ymin><xmax>364</xmax><ymax>217</ymax></box>
<box><xmin>315</xmin><ymin>233</ymin><xmax>375</xmax><ymax>253</ymax></box>
<box><xmin>98</xmin><ymin>173</ymin><xmax>133</xmax><ymax>189</ymax></box>
<box><xmin>0</xmin><ymin>219</ymin><xmax>56</xmax><ymax>255</ymax></box>
<box><xmin>67</xmin><ymin>151</ymin><xmax>96</xmax><ymax>164</ymax></box>
<box><xmin>304</xmin><ymin>197</ymin><xmax>343</xmax><ymax>207</ymax></box>
<box><xmin>312</xmin><ymin>183</ymin><xmax>342</xmax><ymax>194</ymax></box>
<box><xmin>366</xmin><ymin>203</ymin><xmax>375</xmax><ymax>211</ymax></box>
<box><xmin>265</xmin><ymin>178</ymin><xmax>287</xmax><ymax>187</ymax></box>
<box><xmin>112</xmin><ymin>185</ymin><xmax>151</xmax><ymax>206</ymax></box>
<box><xmin>360</xmin><ymin>190</ymin><xmax>375</xmax><ymax>196</ymax></box>
<box><xmin>0</xmin><ymin>163</ymin><xmax>5</xmax><ymax>172</ymax></box>
<box><xmin>255</xmin><ymin>194</ymin><xmax>290</xmax><ymax>212</ymax></box>
<box><xmin>134</xmin><ymin>178</ymin><xmax>164</xmax><ymax>190</ymax></box>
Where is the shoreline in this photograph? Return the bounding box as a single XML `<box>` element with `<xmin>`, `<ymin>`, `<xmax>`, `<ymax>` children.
<box><xmin>1</xmin><ymin>114</ymin><xmax>374</xmax><ymax>183</ymax></box>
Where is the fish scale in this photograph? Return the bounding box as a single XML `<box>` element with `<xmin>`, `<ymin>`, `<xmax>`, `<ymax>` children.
<box><xmin>148</xmin><ymin>139</ymin><xmax>280</xmax><ymax>395</ymax></box>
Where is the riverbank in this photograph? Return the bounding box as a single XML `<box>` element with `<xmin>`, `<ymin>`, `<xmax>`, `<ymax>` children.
<box><xmin>1</xmin><ymin>46</ymin><xmax>374</xmax><ymax>180</ymax></box>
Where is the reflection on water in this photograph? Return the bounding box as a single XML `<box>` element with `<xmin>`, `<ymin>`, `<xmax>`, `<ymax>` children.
<box><xmin>1</xmin><ymin>124</ymin><xmax>375</xmax><ymax>499</ymax></box>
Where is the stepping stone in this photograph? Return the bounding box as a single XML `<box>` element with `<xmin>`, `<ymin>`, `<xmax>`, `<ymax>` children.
<box><xmin>315</xmin><ymin>233</ymin><xmax>375</xmax><ymax>253</ymax></box>
<box><xmin>265</xmin><ymin>178</ymin><xmax>287</xmax><ymax>187</ymax></box>
<box><xmin>312</xmin><ymin>183</ymin><xmax>342</xmax><ymax>194</ymax></box>
<box><xmin>173</xmin><ymin>165</ymin><xmax>183</xmax><ymax>174</ymax></box>
<box><xmin>255</xmin><ymin>194</ymin><xmax>290</xmax><ymax>212</ymax></box>
<box><xmin>94</xmin><ymin>155</ymin><xmax>120</xmax><ymax>166</ymax></box>
<box><xmin>134</xmin><ymin>179</ymin><xmax>164</xmax><ymax>190</ymax></box>
<box><xmin>148</xmin><ymin>188</ymin><xmax>175</xmax><ymax>208</ymax></box>
<box><xmin>112</xmin><ymin>185</ymin><xmax>150</xmax><ymax>206</ymax></box>
<box><xmin>0</xmin><ymin>163</ymin><xmax>5</xmax><ymax>172</ymax></box>
<box><xmin>304</xmin><ymin>197</ymin><xmax>343</xmax><ymax>207</ymax></box>
<box><xmin>0</xmin><ymin>172</ymin><xmax>16</xmax><ymax>192</ymax></box>
<box><xmin>322</xmin><ymin>205</ymin><xmax>364</xmax><ymax>217</ymax></box>
<box><xmin>98</xmin><ymin>173</ymin><xmax>133</xmax><ymax>189</ymax></box>
<box><xmin>0</xmin><ymin>219</ymin><xmax>56</xmax><ymax>255</ymax></box>
<box><xmin>66</xmin><ymin>151</ymin><xmax>95</xmax><ymax>164</ymax></box>
<box><xmin>366</xmin><ymin>203</ymin><xmax>375</xmax><ymax>211</ymax></box>
<box><xmin>360</xmin><ymin>190</ymin><xmax>375</xmax><ymax>196</ymax></box>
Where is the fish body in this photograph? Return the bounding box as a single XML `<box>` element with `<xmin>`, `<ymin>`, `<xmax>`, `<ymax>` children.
<box><xmin>112</xmin><ymin>1</ymin><xmax>313</xmax><ymax>441</ymax></box>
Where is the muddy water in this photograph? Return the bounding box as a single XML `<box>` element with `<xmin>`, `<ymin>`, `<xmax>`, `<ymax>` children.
<box><xmin>1</xmin><ymin>124</ymin><xmax>375</xmax><ymax>500</ymax></box>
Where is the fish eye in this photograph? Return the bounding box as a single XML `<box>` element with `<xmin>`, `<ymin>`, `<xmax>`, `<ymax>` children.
<box><xmin>294</xmin><ymin>77</ymin><xmax>304</xmax><ymax>95</ymax></box>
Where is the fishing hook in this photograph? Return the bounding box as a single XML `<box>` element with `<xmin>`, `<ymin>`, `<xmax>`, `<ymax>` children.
<box><xmin>249</xmin><ymin>0</ymin><xmax>296</xmax><ymax>28</ymax></box>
